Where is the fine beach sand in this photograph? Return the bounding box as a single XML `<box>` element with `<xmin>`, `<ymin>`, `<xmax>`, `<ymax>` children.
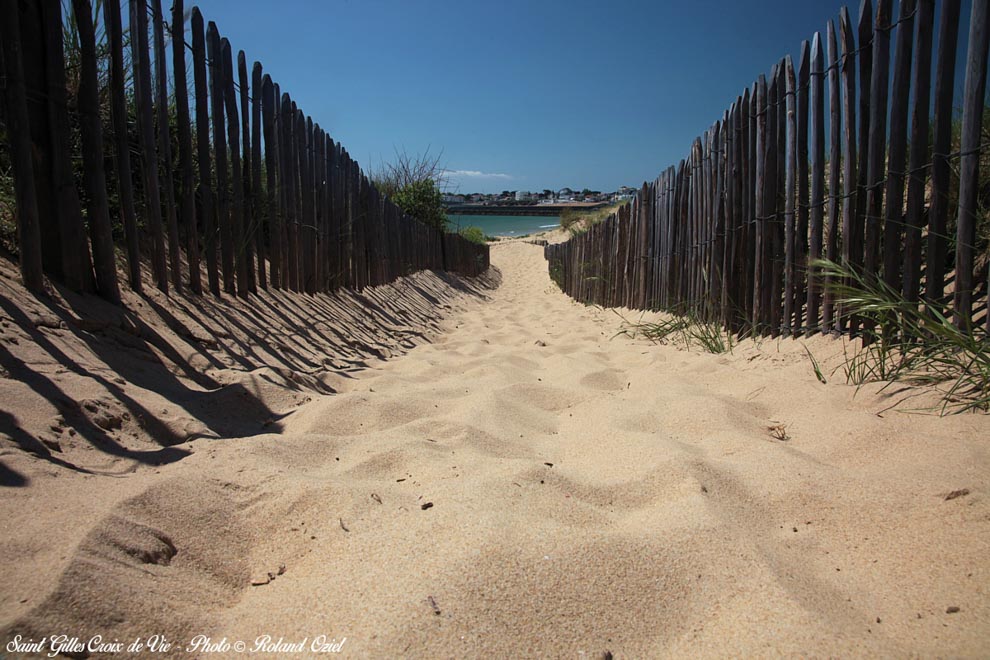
<box><xmin>1</xmin><ymin>235</ymin><xmax>988</xmax><ymax>657</ymax></box>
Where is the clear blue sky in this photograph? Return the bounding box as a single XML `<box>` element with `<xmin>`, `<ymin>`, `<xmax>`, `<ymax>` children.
<box><xmin>194</xmin><ymin>0</ymin><xmax>972</xmax><ymax>194</ymax></box>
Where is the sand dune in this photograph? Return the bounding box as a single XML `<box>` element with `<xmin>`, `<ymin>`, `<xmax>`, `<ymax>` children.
<box><xmin>2</xmin><ymin>240</ymin><xmax>988</xmax><ymax>657</ymax></box>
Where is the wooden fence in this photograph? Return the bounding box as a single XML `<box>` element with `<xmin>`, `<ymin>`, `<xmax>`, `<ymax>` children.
<box><xmin>0</xmin><ymin>0</ymin><xmax>489</xmax><ymax>304</ymax></box>
<box><xmin>546</xmin><ymin>0</ymin><xmax>989</xmax><ymax>335</ymax></box>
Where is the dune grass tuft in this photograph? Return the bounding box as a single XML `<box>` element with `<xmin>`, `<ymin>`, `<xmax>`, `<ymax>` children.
<box><xmin>815</xmin><ymin>259</ymin><xmax>990</xmax><ymax>414</ymax></box>
<box><xmin>616</xmin><ymin>308</ymin><xmax>735</xmax><ymax>355</ymax></box>
<box><xmin>560</xmin><ymin>202</ymin><xmax>626</xmax><ymax>236</ymax></box>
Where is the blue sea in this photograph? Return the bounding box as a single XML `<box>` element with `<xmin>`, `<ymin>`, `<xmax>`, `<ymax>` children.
<box><xmin>447</xmin><ymin>214</ymin><xmax>559</xmax><ymax>238</ymax></box>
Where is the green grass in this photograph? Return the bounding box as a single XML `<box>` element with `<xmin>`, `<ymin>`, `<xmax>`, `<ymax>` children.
<box><xmin>615</xmin><ymin>308</ymin><xmax>735</xmax><ymax>355</ymax></box>
<box><xmin>803</xmin><ymin>344</ymin><xmax>828</xmax><ymax>384</ymax></box>
<box><xmin>458</xmin><ymin>226</ymin><xmax>494</xmax><ymax>244</ymax></box>
<box><xmin>815</xmin><ymin>259</ymin><xmax>990</xmax><ymax>414</ymax></box>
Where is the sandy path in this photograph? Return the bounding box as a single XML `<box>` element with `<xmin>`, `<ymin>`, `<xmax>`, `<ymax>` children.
<box><xmin>211</xmin><ymin>242</ymin><xmax>988</xmax><ymax>656</ymax></box>
<box><xmin>3</xmin><ymin>241</ymin><xmax>988</xmax><ymax>657</ymax></box>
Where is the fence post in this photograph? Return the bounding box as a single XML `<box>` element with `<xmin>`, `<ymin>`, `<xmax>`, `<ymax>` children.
<box><xmin>262</xmin><ymin>74</ymin><xmax>280</xmax><ymax>289</ymax></box>
<box><xmin>282</xmin><ymin>95</ymin><xmax>298</xmax><ymax>291</ymax></box>
<box><xmin>837</xmin><ymin>9</ymin><xmax>857</xmax><ymax>333</ymax></box>
<box><xmin>926</xmin><ymin>0</ymin><xmax>961</xmax><ymax>317</ymax></box>
<box><xmin>771</xmin><ymin>64</ymin><xmax>785</xmax><ymax>336</ymax></box>
<box><xmin>42</xmin><ymin>1</ymin><xmax>92</xmax><ymax>293</ymax></box>
<box><xmin>72</xmin><ymin>0</ymin><xmax>121</xmax><ymax>303</ymax></box>
<box><xmin>207</xmin><ymin>24</ymin><xmax>234</xmax><ymax>295</ymax></box>
<box><xmin>1</xmin><ymin>0</ymin><xmax>44</xmax><ymax>293</ymax></box>
<box><xmin>881</xmin><ymin>0</ymin><xmax>916</xmax><ymax>299</ymax></box>
<box><xmin>153</xmin><ymin>0</ymin><xmax>182</xmax><ymax>293</ymax></box>
<box><xmin>104</xmin><ymin>0</ymin><xmax>142</xmax><ymax>292</ymax></box>
<box><xmin>730</xmin><ymin>102</ymin><xmax>745</xmax><ymax>330</ymax></box>
<box><xmin>851</xmin><ymin>0</ymin><xmax>874</xmax><ymax>336</ymax></box>
<box><xmin>174</xmin><ymin>0</ymin><xmax>201</xmax><ymax>294</ymax></box>
<box><xmin>238</xmin><ymin>51</ymin><xmax>256</xmax><ymax>294</ymax></box>
<box><xmin>192</xmin><ymin>9</ymin><xmax>220</xmax><ymax>296</ymax></box>
<box><xmin>131</xmin><ymin>0</ymin><xmax>169</xmax><ymax>293</ymax></box>
<box><xmin>955</xmin><ymin>0</ymin><xmax>990</xmax><ymax>329</ymax></box>
<box><xmin>794</xmin><ymin>42</ymin><xmax>810</xmax><ymax>335</ymax></box>
<box><xmin>783</xmin><ymin>57</ymin><xmax>797</xmax><ymax>336</ymax></box>
<box><xmin>863</xmin><ymin>0</ymin><xmax>893</xmax><ymax>339</ymax></box>
<box><xmin>252</xmin><ymin>62</ymin><xmax>266</xmax><ymax>290</ymax></box>
<box><xmin>822</xmin><ymin>22</ymin><xmax>842</xmax><ymax>333</ymax></box>
<box><xmin>302</xmin><ymin>116</ymin><xmax>316</xmax><ymax>294</ymax></box>
<box><xmin>903</xmin><ymin>0</ymin><xmax>934</xmax><ymax>305</ymax></box>
<box><xmin>743</xmin><ymin>88</ymin><xmax>755</xmax><ymax>326</ymax></box>
<box><xmin>221</xmin><ymin>39</ymin><xmax>248</xmax><ymax>297</ymax></box>
<box><xmin>714</xmin><ymin>123</ymin><xmax>727</xmax><ymax>322</ymax></box>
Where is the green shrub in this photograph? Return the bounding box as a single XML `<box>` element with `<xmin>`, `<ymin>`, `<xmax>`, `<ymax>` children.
<box><xmin>391</xmin><ymin>178</ymin><xmax>448</xmax><ymax>232</ymax></box>
<box><xmin>459</xmin><ymin>226</ymin><xmax>489</xmax><ymax>244</ymax></box>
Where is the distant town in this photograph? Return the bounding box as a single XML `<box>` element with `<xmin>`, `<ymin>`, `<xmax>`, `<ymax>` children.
<box><xmin>442</xmin><ymin>186</ymin><xmax>639</xmax><ymax>207</ymax></box>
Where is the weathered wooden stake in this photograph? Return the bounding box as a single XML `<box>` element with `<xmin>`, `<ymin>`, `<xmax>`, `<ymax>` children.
<box><xmin>192</xmin><ymin>8</ymin><xmax>219</xmax><ymax>295</ymax></box>
<box><xmin>903</xmin><ymin>0</ymin><xmax>934</xmax><ymax>305</ymax></box>
<box><xmin>954</xmin><ymin>0</ymin><xmax>990</xmax><ymax>328</ymax></box>
<box><xmin>222</xmin><ymin>39</ymin><xmax>249</xmax><ymax>297</ymax></box>
<box><xmin>132</xmin><ymin>0</ymin><xmax>169</xmax><ymax>292</ymax></box>
<box><xmin>881</xmin><ymin>0</ymin><xmax>916</xmax><ymax>299</ymax></box>
<box><xmin>104</xmin><ymin>0</ymin><xmax>141</xmax><ymax>291</ymax></box>
<box><xmin>238</xmin><ymin>51</ymin><xmax>256</xmax><ymax>293</ymax></box>
<box><xmin>252</xmin><ymin>62</ymin><xmax>266</xmax><ymax>290</ymax></box>
<box><xmin>42</xmin><ymin>1</ymin><xmax>92</xmax><ymax>293</ymax></box>
<box><xmin>926</xmin><ymin>0</ymin><xmax>961</xmax><ymax>316</ymax></box>
<box><xmin>808</xmin><ymin>35</ymin><xmax>825</xmax><ymax>333</ymax></box>
<box><xmin>152</xmin><ymin>0</ymin><xmax>182</xmax><ymax>292</ymax></box>
<box><xmin>262</xmin><ymin>75</ymin><xmax>280</xmax><ymax>289</ymax></box>
<box><xmin>823</xmin><ymin>21</ymin><xmax>842</xmax><ymax>332</ymax></box>
<box><xmin>1</xmin><ymin>0</ymin><xmax>44</xmax><ymax>292</ymax></box>
<box><xmin>72</xmin><ymin>0</ymin><xmax>121</xmax><ymax>303</ymax></box>
<box><xmin>207</xmin><ymin>23</ymin><xmax>234</xmax><ymax>295</ymax></box>
<box><xmin>173</xmin><ymin>0</ymin><xmax>201</xmax><ymax>294</ymax></box>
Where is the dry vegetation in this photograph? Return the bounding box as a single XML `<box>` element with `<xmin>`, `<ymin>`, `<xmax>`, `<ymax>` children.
<box><xmin>559</xmin><ymin>202</ymin><xmax>627</xmax><ymax>236</ymax></box>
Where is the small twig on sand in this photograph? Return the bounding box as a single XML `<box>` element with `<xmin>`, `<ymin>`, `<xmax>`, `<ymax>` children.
<box><xmin>767</xmin><ymin>424</ymin><xmax>790</xmax><ymax>441</ymax></box>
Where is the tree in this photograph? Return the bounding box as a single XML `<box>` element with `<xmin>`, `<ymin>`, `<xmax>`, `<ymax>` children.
<box><xmin>372</xmin><ymin>148</ymin><xmax>448</xmax><ymax>231</ymax></box>
<box><xmin>391</xmin><ymin>178</ymin><xmax>447</xmax><ymax>231</ymax></box>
